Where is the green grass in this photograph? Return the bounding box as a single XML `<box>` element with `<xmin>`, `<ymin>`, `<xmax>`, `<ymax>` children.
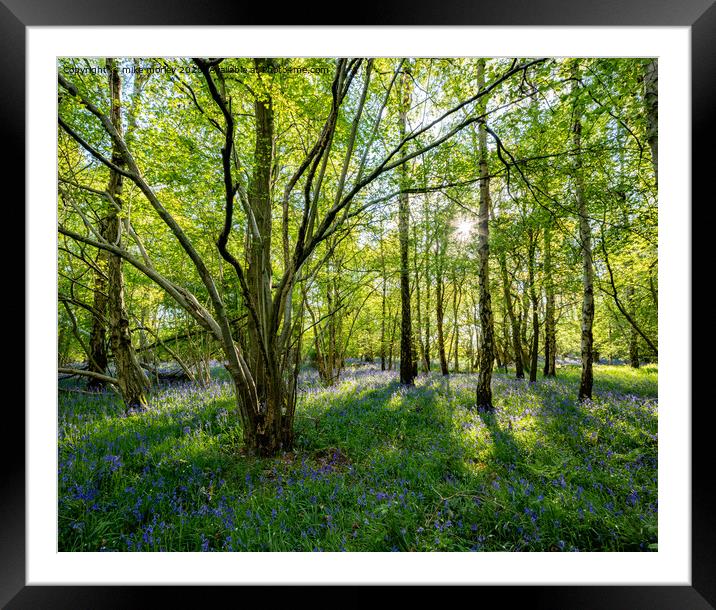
<box><xmin>58</xmin><ymin>363</ymin><xmax>657</xmax><ymax>552</ymax></box>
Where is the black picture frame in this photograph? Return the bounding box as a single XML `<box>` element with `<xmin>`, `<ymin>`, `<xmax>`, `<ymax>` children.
<box><xmin>5</xmin><ymin>1</ymin><xmax>711</xmax><ymax>606</ymax></box>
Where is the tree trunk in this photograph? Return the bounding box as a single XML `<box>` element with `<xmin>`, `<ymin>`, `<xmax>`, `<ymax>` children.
<box><xmin>328</xmin><ymin>281</ymin><xmax>336</xmax><ymax>382</ymax></box>
<box><xmin>105</xmin><ymin>58</ymin><xmax>149</xmax><ymax>411</ymax></box>
<box><xmin>86</xmin><ymin>59</ymin><xmax>148</xmax><ymax>392</ymax></box>
<box><xmin>398</xmin><ymin>64</ymin><xmax>415</xmax><ymax>386</ymax></box>
<box><xmin>520</xmin><ymin>286</ymin><xmax>530</xmax><ymax>369</ymax></box>
<box><xmin>414</xmin><ymin>221</ymin><xmax>428</xmax><ymax>373</ymax></box>
<box><xmin>423</xmin><ymin>197</ymin><xmax>432</xmax><ymax>372</ymax></box>
<box><xmin>246</xmin><ymin>58</ymin><xmax>275</xmax><ymax>400</ymax></box>
<box><xmin>494</xmin><ymin>342</ymin><xmax>503</xmax><ymax>370</ymax></box>
<box><xmin>501</xmin><ymin>313</ymin><xmax>510</xmax><ymax>373</ymax></box>
<box><xmin>240</xmin><ymin>58</ymin><xmax>297</xmax><ymax>455</ymax></box>
<box><xmin>380</xmin><ymin>218</ymin><xmax>387</xmax><ymax>371</ymax></box>
<box><xmin>424</xmin><ymin>270</ymin><xmax>431</xmax><ymax>372</ymax></box>
<box><xmin>627</xmin><ymin>285</ymin><xmax>640</xmax><ymax>368</ymax></box>
<box><xmin>380</xmin><ymin>276</ymin><xmax>387</xmax><ymax>371</ymax></box>
<box><xmin>467</xmin><ymin>320</ymin><xmax>475</xmax><ymax>372</ymax></box>
<box><xmin>451</xmin><ymin>267</ymin><xmax>462</xmax><ymax>373</ymax></box>
<box><xmin>388</xmin><ymin>310</ymin><xmax>397</xmax><ymax>371</ymax></box>
<box><xmin>58</xmin><ymin>325</ymin><xmax>69</xmax><ymax>367</ymax></box>
<box><xmin>527</xmin><ymin>229</ymin><xmax>539</xmax><ymax>383</ymax></box>
<box><xmin>233</xmin><ymin>373</ymin><xmax>292</xmax><ymax>457</ymax></box>
<box><xmin>318</xmin><ymin>274</ymin><xmax>343</xmax><ymax>385</ymax></box>
<box><xmin>543</xmin><ymin>223</ymin><xmax>557</xmax><ymax>377</ymax></box>
<box><xmin>643</xmin><ymin>59</ymin><xmax>658</xmax><ymax>185</ymax></box>
<box><xmin>475</xmin><ymin>59</ymin><xmax>495</xmax><ymax>411</ymax></box>
<box><xmin>87</xmin><ymin>248</ymin><xmax>109</xmax><ymax>390</ymax></box>
<box><xmin>499</xmin><ymin>252</ymin><xmax>524</xmax><ymax>379</ymax></box>
<box><xmin>472</xmin><ymin>295</ymin><xmax>481</xmax><ymax>372</ymax></box>
<box><xmin>436</xmin><ymin>252</ymin><xmax>449</xmax><ymax>376</ymax></box>
<box><xmin>572</xmin><ymin>62</ymin><xmax>595</xmax><ymax>401</ymax></box>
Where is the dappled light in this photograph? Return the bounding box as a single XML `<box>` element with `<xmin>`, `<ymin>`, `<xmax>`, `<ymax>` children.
<box><xmin>59</xmin><ymin>363</ymin><xmax>657</xmax><ymax>552</ymax></box>
<box><xmin>57</xmin><ymin>56</ymin><xmax>658</xmax><ymax>553</ymax></box>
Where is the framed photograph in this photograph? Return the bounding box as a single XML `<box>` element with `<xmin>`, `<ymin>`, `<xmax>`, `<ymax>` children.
<box><xmin>6</xmin><ymin>0</ymin><xmax>712</xmax><ymax>606</ymax></box>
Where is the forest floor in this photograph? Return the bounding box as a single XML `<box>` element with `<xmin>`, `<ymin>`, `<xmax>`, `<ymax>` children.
<box><xmin>58</xmin><ymin>363</ymin><xmax>658</xmax><ymax>552</ymax></box>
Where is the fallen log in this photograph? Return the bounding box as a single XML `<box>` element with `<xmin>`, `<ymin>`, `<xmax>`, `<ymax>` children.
<box><xmin>59</xmin><ymin>361</ymin><xmax>190</xmax><ymax>385</ymax></box>
<box><xmin>58</xmin><ymin>367</ymin><xmax>120</xmax><ymax>386</ymax></box>
<box><xmin>139</xmin><ymin>361</ymin><xmax>190</xmax><ymax>382</ymax></box>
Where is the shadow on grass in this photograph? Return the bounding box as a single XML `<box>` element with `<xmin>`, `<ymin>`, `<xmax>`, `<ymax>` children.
<box><xmin>477</xmin><ymin>408</ymin><xmax>522</xmax><ymax>467</ymax></box>
<box><xmin>59</xmin><ymin>364</ymin><xmax>659</xmax><ymax>552</ymax></box>
<box><xmin>294</xmin><ymin>376</ymin><xmax>475</xmax><ymax>478</ymax></box>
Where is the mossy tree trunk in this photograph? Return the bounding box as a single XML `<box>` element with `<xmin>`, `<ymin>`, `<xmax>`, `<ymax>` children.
<box><xmin>87</xmin><ymin>245</ymin><xmax>109</xmax><ymax>390</ymax></box>
<box><xmin>104</xmin><ymin>58</ymin><xmax>149</xmax><ymax>411</ymax></box>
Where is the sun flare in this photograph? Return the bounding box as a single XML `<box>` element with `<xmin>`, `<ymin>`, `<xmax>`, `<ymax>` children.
<box><xmin>452</xmin><ymin>217</ymin><xmax>475</xmax><ymax>242</ymax></box>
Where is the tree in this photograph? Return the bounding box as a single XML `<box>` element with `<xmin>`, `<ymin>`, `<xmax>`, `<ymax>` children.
<box><xmin>474</xmin><ymin>58</ymin><xmax>496</xmax><ymax>411</ymax></box>
<box><xmin>526</xmin><ymin>226</ymin><xmax>540</xmax><ymax>383</ymax></box>
<box><xmin>571</xmin><ymin>61</ymin><xmax>595</xmax><ymax>401</ymax></box>
<box><xmin>643</xmin><ymin>59</ymin><xmax>658</xmax><ymax>185</ymax></box>
<box><xmin>497</xmin><ymin>245</ymin><xmax>524</xmax><ymax>378</ymax></box>
<box><xmin>435</xmin><ymin>223</ymin><xmax>450</xmax><ymax>376</ymax></box>
<box><xmin>543</xmin><ymin>220</ymin><xmax>557</xmax><ymax>377</ymax></box>
<box><xmin>59</xmin><ymin>57</ymin><xmax>545</xmax><ymax>455</ymax></box>
<box><xmin>398</xmin><ymin>61</ymin><xmax>416</xmax><ymax>386</ymax></box>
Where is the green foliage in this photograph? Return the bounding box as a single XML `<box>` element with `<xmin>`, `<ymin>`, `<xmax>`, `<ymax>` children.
<box><xmin>57</xmin><ymin>57</ymin><xmax>658</xmax><ymax>549</ymax></box>
<box><xmin>57</xmin><ymin>56</ymin><xmax>657</xmax><ymax>370</ymax></box>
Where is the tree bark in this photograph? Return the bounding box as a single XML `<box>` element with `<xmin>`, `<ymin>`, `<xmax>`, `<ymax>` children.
<box><xmin>59</xmin><ymin>367</ymin><xmax>119</xmax><ymax>387</ymax></box>
<box><xmin>643</xmin><ymin>59</ymin><xmax>658</xmax><ymax>185</ymax></box>
<box><xmin>572</xmin><ymin>62</ymin><xmax>595</xmax><ymax>401</ymax></box>
<box><xmin>527</xmin><ymin>229</ymin><xmax>539</xmax><ymax>383</ymax></box>
<box><xmin>499</xmin><ymin>252</ymin><xmax>524</xmax><ymax>379</ymax></box>
<box><xmin>247</xmin><ymin>57</ymin><xmax>276</xmax><ymax>395</ymax></box>
<box><xmin>471</xmin><ymin>295</ymin><xmax>480</xmax><ymax>372</ymax></box>
<box><xmin>475</xmin><ymin>59</ymin><xmax>495</xmax><ymax>411</ymax></box>
<box><xmin>451</xmin><ymin>267</ymin><xmax>462</xmax><ymax>373</ymax></box>
<box><xmin>380</xmin><ymin>260</ymin><xmax>387</xmax><ymax>371</ymax></box>
<box><xmin>413</xmin><ymin>218</ymin><xmax>428</xmax><ymax>373</ymax></box>
<box><xmin>519</xmin><ymin>285</ymin><xmax>530</xmax><ymax>369</ymax></box>
<box><xmin>423</xmin><ymin>200</ymin><xmax>432</xmax><ymax>372</ymax></box>
<box><xmin>104</xmin><ymin>58</ymin><xmax>149</xmax><ymax>411</ymax></box>
<box><xmin>378</xmin><ymin>215</ymin><xmax>388</xmax><ymax>370</ymax></box>
<box><xmin>242</xmin><ymin>58</ymin><xmax>297</xmax><ymax>455</ymax></box>
<box><xmin>388</xmin><ymin>310</ymin><xmax>397</xmax><ymax>371</ymax></box>
<box><xmin>84</xmin><ymin>61</ymin><xmax>147</xmax><ymax>392</ymax></box>
<box><xmin>500</xmin><ymin>311</ymin><xmax>510</xmax><ymax>373</ymax></box>
<box><xmin>87</xmin><ymin>248</ymin><xmax>109</xmax><ymax>390</ymax></box>
<box><xmin>398</xmin><ymin>63</ymin><xmax>415</xmax><ymax>386</ymax></box>
<box><xmin>436</xmin><ymin>240</ymin><xmax>449</xmax><ymax>376</ymax></box>
<box><xmin>543</xmin><ymin>222</ymin><xmax>557</xmax><ymax>376</ymax></box>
